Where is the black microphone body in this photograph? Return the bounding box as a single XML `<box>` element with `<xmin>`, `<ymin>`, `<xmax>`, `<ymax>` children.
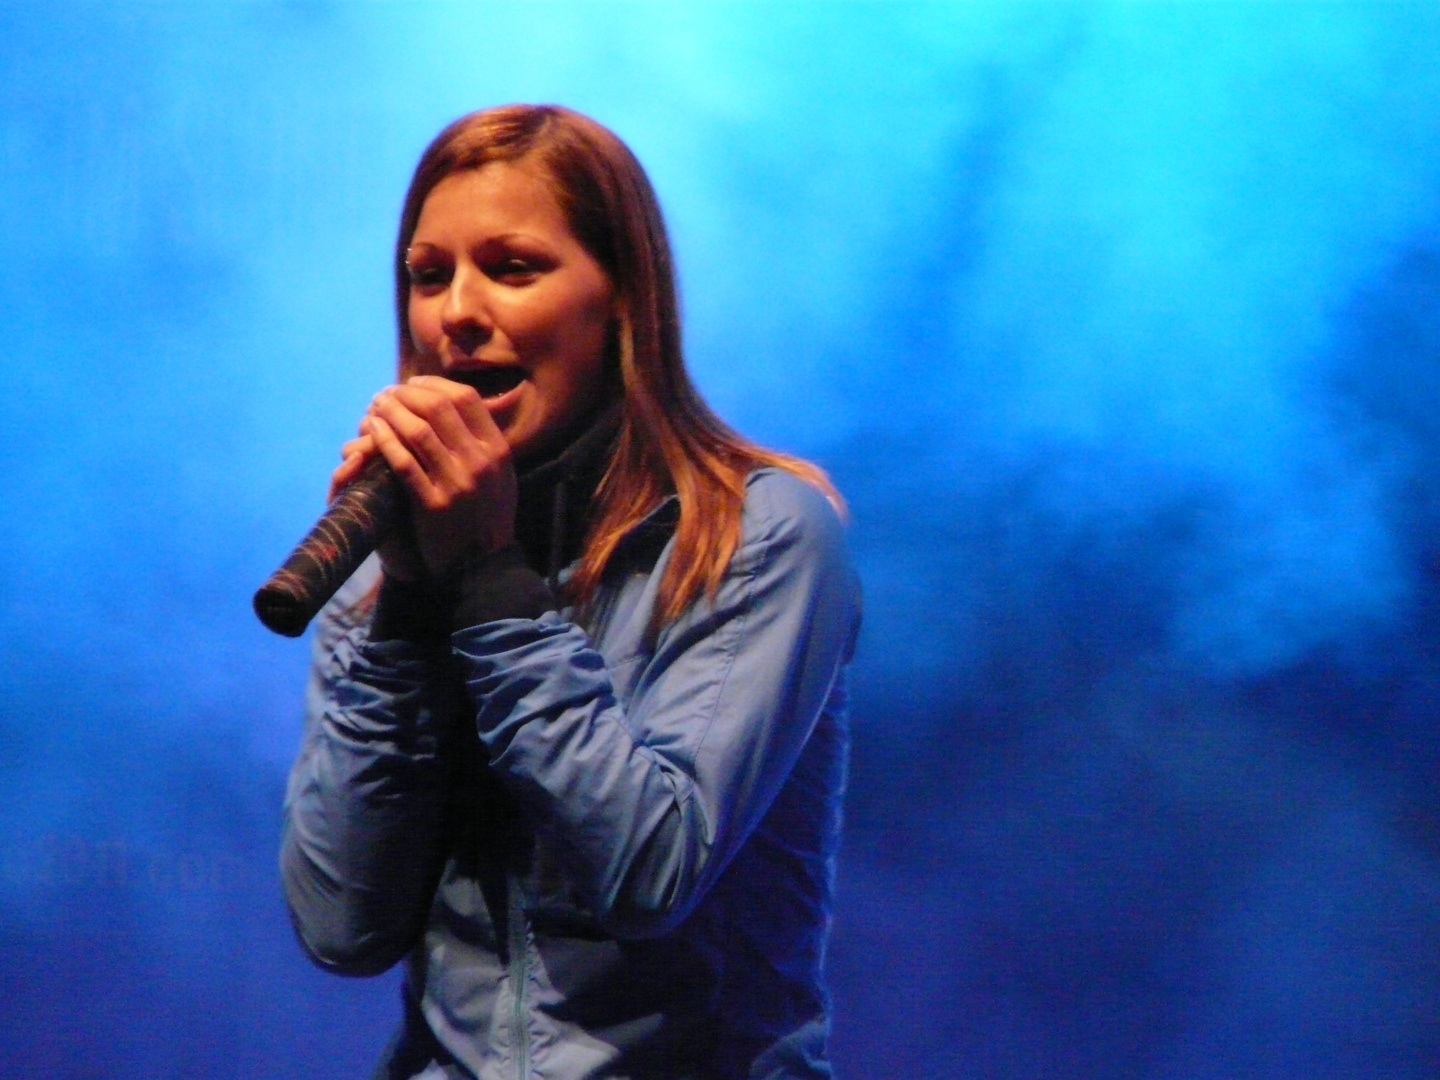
<box><xmin>253</xmin><ymin>458</ymin><xmax>405</xmax><ymax>637</ymax></box>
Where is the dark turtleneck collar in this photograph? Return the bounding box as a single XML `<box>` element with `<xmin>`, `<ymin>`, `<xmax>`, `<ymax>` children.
<box><xmin>512</xmin><ymin>397</ymin><xmax>622</xmax><ymax>581</ymax></box>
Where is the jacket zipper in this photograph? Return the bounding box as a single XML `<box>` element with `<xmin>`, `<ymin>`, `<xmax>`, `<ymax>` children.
<box><xmin>507</xmin><ymin>869</ymin><xmax>531</xmax><ymax>1078</ymax></box>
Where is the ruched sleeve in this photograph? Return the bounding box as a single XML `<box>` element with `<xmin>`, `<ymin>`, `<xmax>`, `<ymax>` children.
<box><xmin>279</xmin><ymin>563</ymin><xmax>466</xmax><ymax>976</ymax></box>
<box><xmin>451</xmin><ymin>469</ymin><xmax>860</xmax><ymax>937</ymax></box>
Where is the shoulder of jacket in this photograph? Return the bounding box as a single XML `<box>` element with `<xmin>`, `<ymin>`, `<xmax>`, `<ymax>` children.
<box><xmin>741</xmin><ymin>467</ymin><xmax>847</xmax><ymax>549</ymax></box>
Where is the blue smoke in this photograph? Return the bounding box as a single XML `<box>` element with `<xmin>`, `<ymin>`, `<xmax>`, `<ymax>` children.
<box><xmin>3</xmin><ymin>3</ymin><xmax>1438</xmax><ymax>1077</ymax></box>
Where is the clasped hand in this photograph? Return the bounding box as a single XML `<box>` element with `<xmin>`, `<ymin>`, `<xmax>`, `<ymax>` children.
<box><xmin>329</xmin><ymin>375</ymin><xmax>517</xmax><ymax>583</ymax></box>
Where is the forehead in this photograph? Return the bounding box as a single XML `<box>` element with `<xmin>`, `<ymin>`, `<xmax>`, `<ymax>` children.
<box><xmin>412</xmin><ymin>160</ymin><xmax>572</xmax><ymax>243</ymax></box>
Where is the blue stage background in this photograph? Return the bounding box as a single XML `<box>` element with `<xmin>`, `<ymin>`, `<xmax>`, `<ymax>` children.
<box><xmin>3</xmin><ymin>3</ymin><xmax>1438</xmax><ymax>1076</ymax></box>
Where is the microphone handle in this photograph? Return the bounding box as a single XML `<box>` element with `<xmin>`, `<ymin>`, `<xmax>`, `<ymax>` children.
<box><xmin>253</xmin><ymin>458</ymin><xmax>405</xmax><ymax>637</ymax></box>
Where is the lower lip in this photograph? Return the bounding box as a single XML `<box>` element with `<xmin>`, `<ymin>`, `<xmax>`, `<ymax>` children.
<box><xmin>481</xmin><ymin>381</ymin><xmax>526</xmax><ymax>411</ymax></box>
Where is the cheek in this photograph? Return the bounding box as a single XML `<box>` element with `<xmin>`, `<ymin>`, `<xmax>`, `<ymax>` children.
<box><xmin>564</xmin><ymin>304</ymin><xmax>611</xmax><ymax>361</ymax></box>
<box><xmin>565</xmin><ymin>281</ymin><xmax>616</xmax><ymax>356</ymax></box>
<box><xmin>517</xmin><ymin>288</ymin><xmax>611</xmax><ymax>357</ymax></box>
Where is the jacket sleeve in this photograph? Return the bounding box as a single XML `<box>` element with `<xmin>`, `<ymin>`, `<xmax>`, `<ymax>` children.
<box><xmin>279</xmin><ymin>568</ymin><xmax>463</xmax><ymax>976</ymax></box>
<box><xmin>453</xmin><ymin>471</ymin><xmax>860</xmax><ymax>938</ymax></box>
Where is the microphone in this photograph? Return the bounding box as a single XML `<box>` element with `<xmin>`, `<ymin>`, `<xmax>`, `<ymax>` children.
<box><xmin>253</xmin><ymin>457</ymin><xmax>405</xmax><ymax>637</ymax></box>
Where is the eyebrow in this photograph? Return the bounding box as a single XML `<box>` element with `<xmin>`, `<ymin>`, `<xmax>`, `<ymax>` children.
<box><xmin>409</xmin><ymin>232</ymin><xmax>551</xmax><ymax>248</ymax></box>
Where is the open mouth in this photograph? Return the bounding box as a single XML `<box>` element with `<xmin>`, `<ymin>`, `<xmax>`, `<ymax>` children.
<box><xmin>449</xmin><ymin>367</ymin><xmax>527</xmax><ymax>400</ymax></box>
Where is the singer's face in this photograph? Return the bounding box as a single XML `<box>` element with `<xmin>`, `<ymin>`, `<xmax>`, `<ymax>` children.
<box><xmin>405</xmin><ymin>161</ymin><xmax>615</xmax><ymax>460</ymax></box>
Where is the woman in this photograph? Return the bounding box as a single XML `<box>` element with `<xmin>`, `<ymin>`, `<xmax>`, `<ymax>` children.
<box><xmin>281</xmin><ymin>105</ymin><xmax>860</xmax><ymax>1080</ymax></box>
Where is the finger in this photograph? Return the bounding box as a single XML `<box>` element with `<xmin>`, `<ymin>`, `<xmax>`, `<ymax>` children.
<box><xmin>331</xmin><ymin>454</ymin><xmax>366</xmax><ymax>489</ymax></box>
<box><xmin>383</xmin><ymin>380</ymin><xmax>499</xmax><ymax>459</ymax></box>
<box><xmin>364</xmin><ymin>413</ymin><xmax>442</xmax><ymax>508</ymax></box>
<box><xmin>340</xmin><ymin>434</ymin><xmax>373</xmax><ymax>461</ymax></box>
<box><xmin>406</xmin><ymin>375</ymin><xmax>505</xmax><ymax>442</ymax></box>
<box><xmin>378</xmin><ymin>383</ymin><xmax>468</xmax><ymax>451</ymax></box>
<box><xmin>329</xmin><ymin>461</ymin><xmax>363</xmax><ymax>503</ymax></box>
<box><xmin>369</xmin><ymin>392</ymin><xmax>469</xmax><ymax>499</ymax></box>
<box><xmin>372</xmin><ymin>386</ymin><xmax>506</xmax><ymax>499</ymax></box>
<box><xmin>329</xmin><ymin>435</ymin><xmax>379</xmax><ymax>500</ymax></box>
<box><xmin>393</xmin><ymin>379</ymin><xmax>512</xmax><ymax>486</ymax></box>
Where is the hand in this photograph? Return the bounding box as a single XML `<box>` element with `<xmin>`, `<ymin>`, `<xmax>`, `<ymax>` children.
<box><xmin>330</xmin><ymin>375</ymin><xmax>517</xmax><ymax>582</ymax></box>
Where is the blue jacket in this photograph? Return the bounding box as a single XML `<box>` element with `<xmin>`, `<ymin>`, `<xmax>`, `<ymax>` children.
<box><xmin>281</xmin><ymin>468</ymin><xmax>861</xmax><ymax>1079</ymax></box>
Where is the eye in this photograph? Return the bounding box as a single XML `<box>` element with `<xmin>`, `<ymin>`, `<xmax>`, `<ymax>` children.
<box><xmin>406</xmin><ymin>261</ymin><xmax>451</xmax><ymax>289</ymax></box>
<box><xmin>488</xmin><ymin>257</ymin><xmax>540</xmax><ymax>284</ymax></box>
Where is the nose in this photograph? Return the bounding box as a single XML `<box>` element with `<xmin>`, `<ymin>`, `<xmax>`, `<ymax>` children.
<box><xmin>440</xmin><ymin>265</ymin><xmax>493</xmax><ymax>358</ymax></box>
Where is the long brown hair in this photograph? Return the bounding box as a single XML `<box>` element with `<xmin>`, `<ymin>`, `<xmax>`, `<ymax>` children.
<box><xmin>395</xmin><ymin>105</ymin><xmax>839</xmax><ymax>627</ymax></box>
